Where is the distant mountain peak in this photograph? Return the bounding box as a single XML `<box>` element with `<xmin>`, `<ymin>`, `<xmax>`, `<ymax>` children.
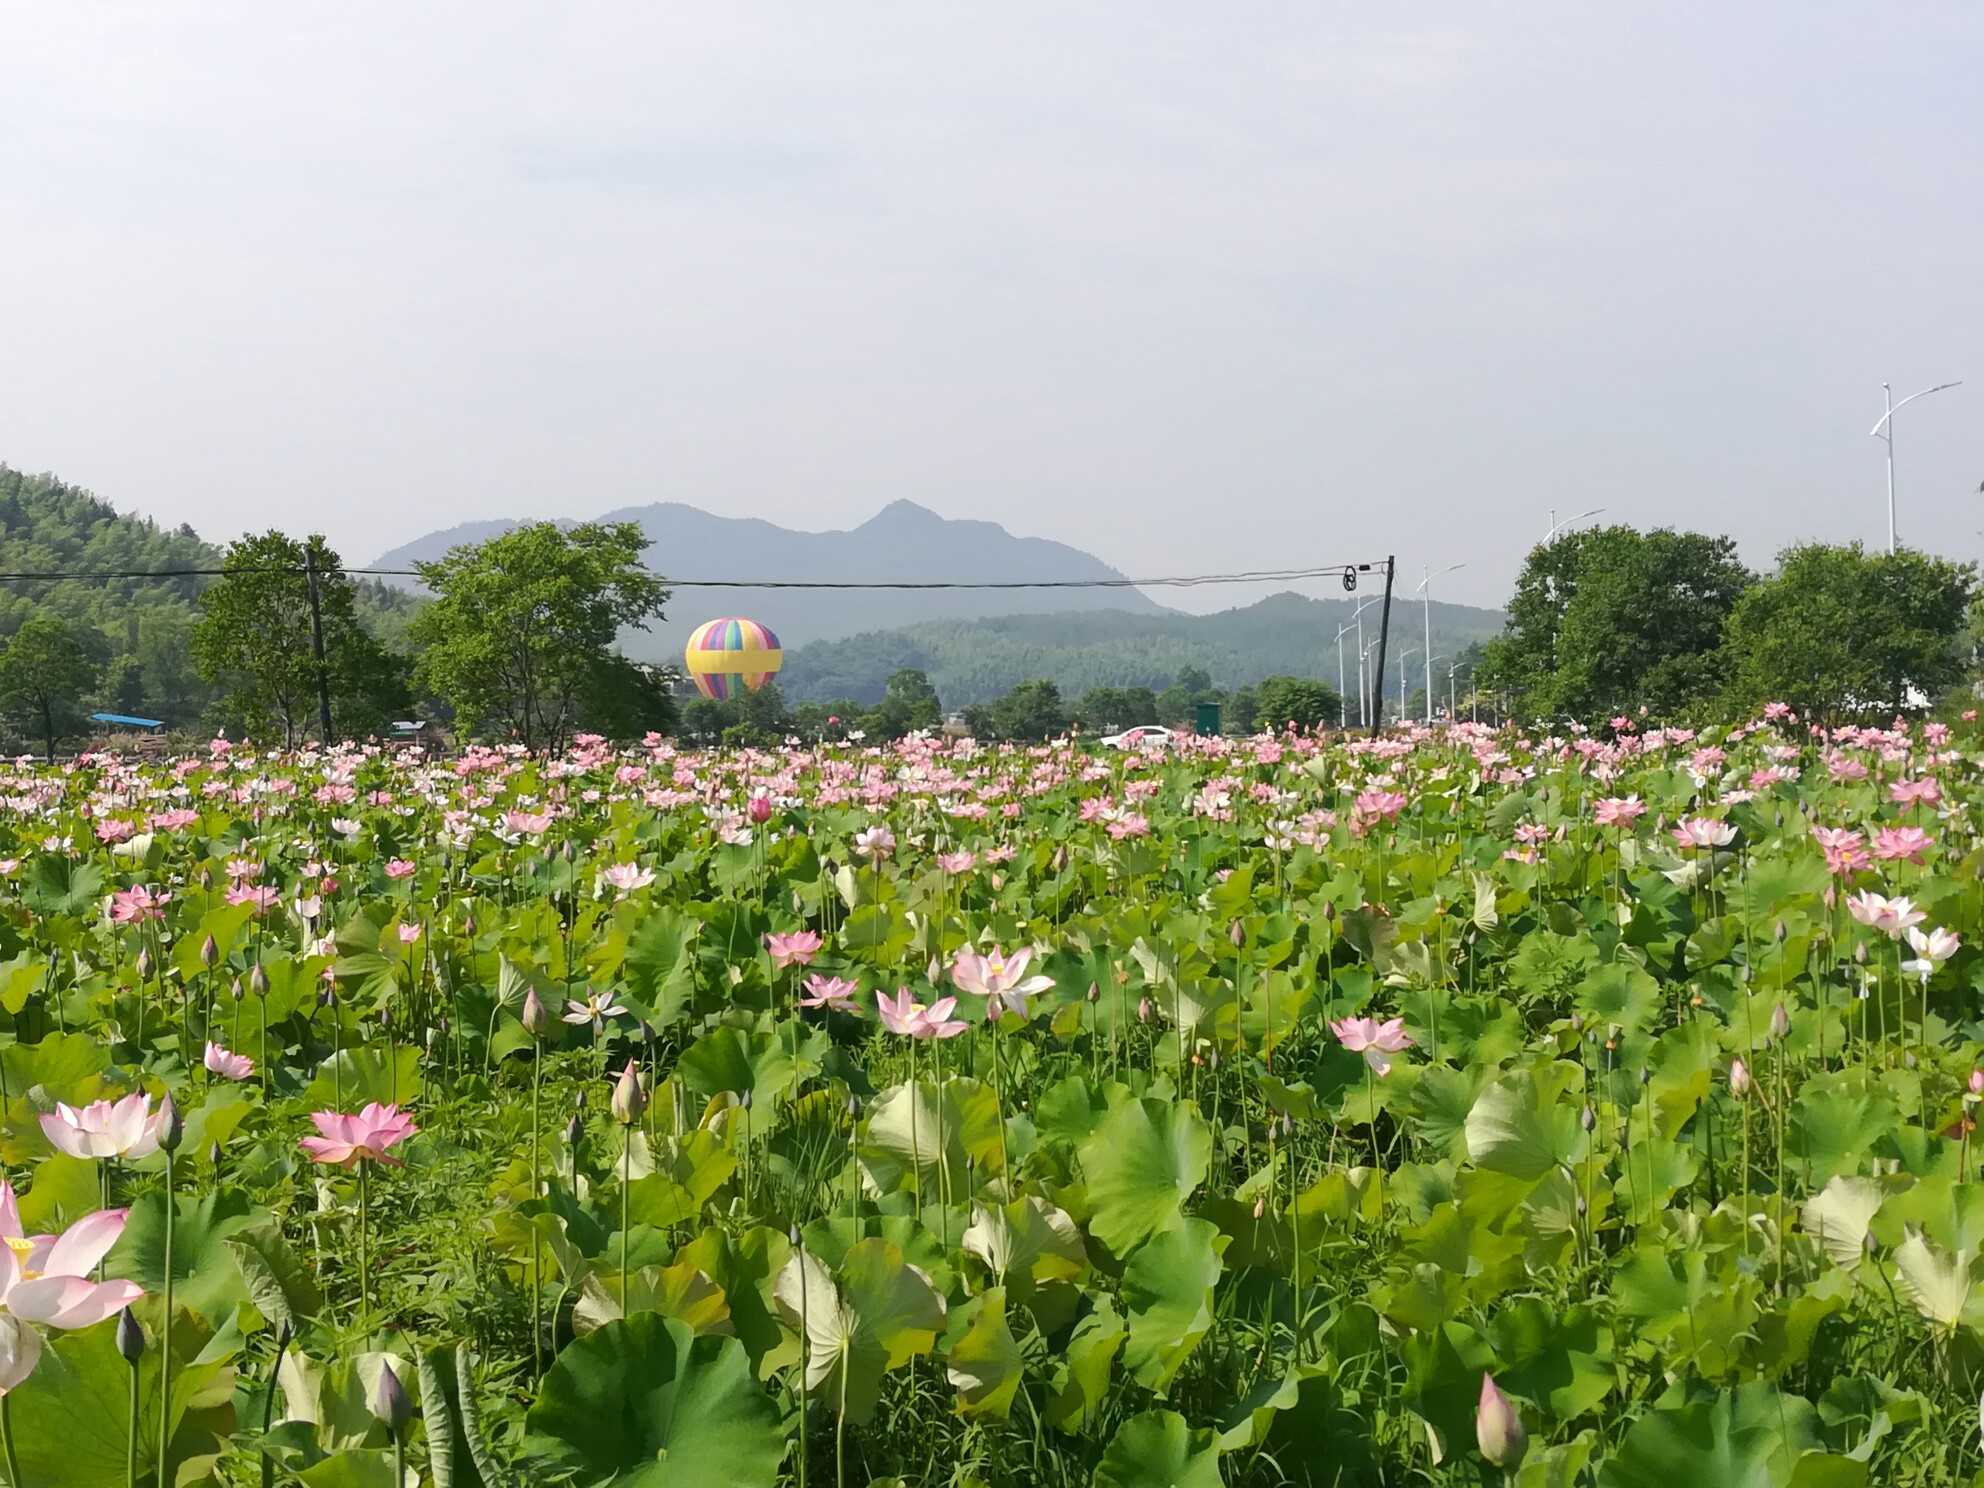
<box><xmin>858</xmin><ymin>499</ymin><xmax>950</xmax><ymax>532</ymax></box>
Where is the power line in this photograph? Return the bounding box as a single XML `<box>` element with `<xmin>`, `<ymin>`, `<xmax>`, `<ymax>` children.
<box><xmin>0</xmin><ymin>561</ymin><xmax>1384</xmax><ymax>591</ymax></box>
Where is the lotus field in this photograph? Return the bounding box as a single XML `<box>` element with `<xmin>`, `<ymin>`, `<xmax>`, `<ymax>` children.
<box><xmin>3</xmin><ymin>716</ymin><xmax>1984</xmax><ymax>1486</ymax></box>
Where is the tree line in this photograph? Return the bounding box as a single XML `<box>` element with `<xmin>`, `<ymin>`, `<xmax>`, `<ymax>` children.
<box><xmin>1479</xmin><ymin>528</ymin><xmax>1977</xmax><ymax>725</ymax></box>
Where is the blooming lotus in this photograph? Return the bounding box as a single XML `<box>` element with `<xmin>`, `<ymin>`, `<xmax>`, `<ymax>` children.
<box><xmin>1845</xmin><ymin>891</ymin><xmax>1926</xmax><ymax>940</ymax></box>
<box><xmin>597</xmin><ymin>862</ymin><xmax>656</xmax><ymax>896</ymax></box>
<box><xmin>204</xmin><ymin>1042</ymin><xmax>255</xmax><ymax>1081</ymax></box>
<box><xmin>40</xmin><ymin>1093</ymin><xmax>167</xmax><ymax>1161</ymax></box>
<box><xmin>108</xmin><ymin>884</ymin><xmax>170</xmax><ymax>925</ymax></box>
<box><xmin>1590</xmin><ymin>796</ymin><xmax>1646</xmax><ymax>828</ymax></box>
<box><xmin>298</xmin><ymin>1103</ymin><xmax>419</xmax><ymax>1167</ymax></box>
<box><xmin>1873</xmin><ymin>826</ymin><xmax>1933</xmax><ymax>864</ymax></box>
<box><xmin>853</xmin><ymin>826</ymin><xmax>897</xmax><ymax>862</ymax></box>
<box><xmin>799</xmin><ymin>974</ymin><xmax>860</xmax><ymax>1012</ymax></box>
<box><xmin>765</xmin><ymin>930</ymin><xmax>825</xmax><ymax>970</ymax></box>
<box><xmin>1328</xmin><ymin>1016</ymin><xmax>1414</xmax><ymax>1075</ymax></box>
<box><xmin>876</xmin><ymin>988</ymin><xmax>970</xmax><ymax>1040</ymax></box>
<box><xmin>562</xmin><ymin>989</ymin><xmax>629</xmax><ymax>1036</ymax></box>
<box><xmin>952</xmin><ymin>946</ymin><xmax>1054</xmax><ymax>1021</ymax></box>
<box><xmin>0</xmin><ymin>1184</ymin><xmax>144</xmax><ymax>1390</ymax></box>
<box><xmin>1670</xmin><ymin>817</ymin><xmax>1736</xmax><ymax>850</ymax></box>
<box><xmin>1903</xmin><ymin>925</ymin><xmax>1961</xmax><ymax>980</ymax></box>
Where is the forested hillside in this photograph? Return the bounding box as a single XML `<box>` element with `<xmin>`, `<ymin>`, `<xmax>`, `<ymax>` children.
<box><xmin>779</xmin><ymin>590</ymin><xmax>1506</xmax><ymax>705</ymax></box>
<box><xmin>0</xmin><ymin>466</ymin><xmax>417</xmax><ymax>731</ymax></box>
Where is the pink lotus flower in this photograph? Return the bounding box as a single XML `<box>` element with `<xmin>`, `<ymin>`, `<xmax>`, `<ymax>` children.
<box><xmin>799</xmin><ymin>974</ymin><xmax>860</xmax><ymax>1012</ymax></box>
<box><xmin>876</xmin><ymin>988</ymin><xmax>970</xmax><ymax>1040</ymax></box>
<box><xmin>40</xmin><ymin>1093</ymin><xmax>166</xmax><ymax>1160</ymax></box>
<box><xmin>383</xmin><ymin>859</ymin><xmax>417</xmax><ymax>880</ymax></box>
<box><xmin>562</xmin><ymin>989</ymin><xmax>629</xmax><ymax>1035</ymax></box>
<box><xmin>952</xmin><ymin>946</ymin><xmax>1054</xmax><ymax>1021</ymax></box>
<box><xmin>0</xmin><ymin>1183</ymin><xmax>144</xmax><ymax>1388</ymax></box>
<box><xmin>1902</xmin><ymin>925</ymin><xmax>1961</xmax><ymax>979</ymax></box>
<box><xmin>936</xmin><ymin>852</ymin><xmax>978</xmax><ymax>874</ymax></box>
<box><xmin>1845</xmin><ymin>891</ymin><xmax>1925</xmax><ymax>939</ymax></box>
<box><xmin>109</xmin><ymin>884</ymin><xmax>170</xmax><ymax>925</ymax></box>
<box><xmin>765</xmin><ymin>930</ymin><xmax>825</xmax><ymax>970</ymax></box>
<box><xmin>1890</xmin><ymin>777</ymin><xmax>1942</xmax><ymax>807</ymax></box>
<box><xmin>204</xmin><ymin>1042</ymin><xmax>255</xmax><ymax>1080</ymax></box>
<box><xmin>1328</xmin><ymin>1016</ymin><xmax>1414</xmax><ymax>1075</ymax></box>
<box><xmin>225</xmin><ymin>885</ymin><xmax>282</xmax><ymax>912</ymax></box>
<box><xmin>853</xmin><ymin>826</ymin><xmax>897</xmax><ymax>862</ymax></box>
<box><xmin>1591</xmin><ymin>796</ymin><xmax>1646</xmax><ymax>828</ymax></box>
<box><xmin>503</xmin><ymin>810</ymin><xmax>554</xmax><ymax>836</ymax></box>
<box><xmin>597</xmin><ymin>862</ymin><xmax>656</xmax><ymax>896</ymax></box>
<box><xmin>299</xmin><ymin>1103</ymin><xmax>419</xmax><ymax>1168</ymax></box>
<box><xmin>1670</xmin><ymin>817</ymin><xmax>1736</xmax><ymax>850</ymax></box>
<box><xmin>1873</xmin><ymin>826</ymin><xmax>1933</xmax><ymax>864</ymax></box>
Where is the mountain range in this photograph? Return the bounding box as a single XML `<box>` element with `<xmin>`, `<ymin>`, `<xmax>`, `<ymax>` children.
<box><xmin>369</xmin><ymin>499</ymin><xmax>1165</xmax><ymax>656</ymax></box>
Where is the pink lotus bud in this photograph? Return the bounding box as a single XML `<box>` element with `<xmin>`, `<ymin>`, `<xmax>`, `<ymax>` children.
<box><xmin>521</xmin><ymin>987</ymin><xmax>551</xmax><ymax>1039</ymax></box>
<box><xmin>1970</xmin><ymin>1069</ymin><xmax>1984</xmax><ymax>1096</ymax></box>
<box><xmin>1475</xmin><ymin>1374</ymin><xmax>1527</xmax><ymax>1468</ymax></box>
<box><xmin>1230</xmin><ymin>920</ymin><xmax>1245</xmax><ymax>947</ymax></box>
<box><xmin>1729</xmin><ymin>1058</ymin><xmax>1752</xmax><ymax>1099</ymax></box>
<box><xmin>1137</xmin><ymin>996</ymin><xmax>1153</xmax><ymax>1023</ymax></box>
<box><xmin>748</xmin><ymin>795</ymin><xmax>773</xmax><ymax>824</ymax></box>
<box><xmin>611</xmin><ymin>1060</ymin><xmax>647</xmax><ymax>1126</ymax></box>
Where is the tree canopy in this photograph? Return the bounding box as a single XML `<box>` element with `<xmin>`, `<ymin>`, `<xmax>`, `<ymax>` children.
<box><xmin>0</xmin><ymin>618</ymin><xmax>99</xmax><ymax>760</ymax></box>
<box><xmin>410</xmin><ymin>522</ymin><xmax>672</xmax><ymax>752</ymax></box>
<box><xmin>1482</xmin><ymin>525</ymin><xmax>1754</xmax><ymax>721</ymax></box>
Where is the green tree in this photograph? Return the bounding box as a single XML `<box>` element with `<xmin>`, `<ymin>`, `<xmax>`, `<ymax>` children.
<box><xmin>1721</xmin><ymin>542</ymin><xmax>1976</xmax><ymax>723</ymax></box>
<box><xmin>1482</xmin><ymin>525</ymin><xmax>1753</xmax><ymax>721</ymax></box>
<box><xmin>990</xmin><ymin>679</ymin><xmax>1069</xmax><ymax>742</ymax></box>
<box><xmin>410</xmin><ymin>522</ymin><xmax>671</xmax><ymax>751</ymax></box>
<box><xmin>681</xmin><ymin>681</ymin><xmax>794</xmax><ymax>747</ymax></box>
<box><xmin>0</xmin><ymin>618</ymin><xmax>99</xmax><ymax>760</ymax></box>
<box><xmin>1073</xmin><ymin>686</ymin><xmax>1159</xmax><ymax>733</ymax></box>
<box><xmin>191</xmin><ymin>532</ymin><xmax>411</xmax><ymax>746</ymax></box>
<box><xmin>870</xmin><ymin>669</ymin><xmax>943</xmax><ymax>738</ymax></box>
<box><xmin>1252</xmin><ymin>675</ymin><xmax>1342</xmax><ymax>731</ymax></box>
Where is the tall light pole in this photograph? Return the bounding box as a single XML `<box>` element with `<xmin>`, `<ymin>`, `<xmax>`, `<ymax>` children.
<box><xmin>1544</xmin><ymin>507</ymin><xmax>1605</xmax><ymax>544</ymax></box>
<box><xmin>1415</xmin><ymin>563</ymin><xmax>1466</xmax><ymax>724</ymax></box>
<box><xmin>1871</xmin><ymin>381</ymin><xmax>1962</xmax><ymax>554</ymax></box>
<box><xmin>1359</xmin><ymin>638</ymin><xmax>1382</xmax><ymax>728</ymax></box>
<box><xmin>1341</xmin><ymin>595</ymin><xmax>1379</xmax><ymax>728</ymax></box>
<box><xmin>1448</xmin><ymin>659</ymin><xmax>1471</xmax><ymax>722</ymax></box>
<box><xmin>1395</xmin><ymin>646</ymin><xmax>1419</xmax><ymax>726</ymax></box>
<box><xmin>1333</xmin><ymin>622</ymin><xmax>1357</xmax><ymax>728</ymax></box>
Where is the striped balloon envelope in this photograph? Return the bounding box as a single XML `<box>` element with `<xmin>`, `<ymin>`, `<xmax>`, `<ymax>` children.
<box><xmin>683</xmin><ymin>617</ymin><xmax>784</xmax><ymax>701</ymax></box>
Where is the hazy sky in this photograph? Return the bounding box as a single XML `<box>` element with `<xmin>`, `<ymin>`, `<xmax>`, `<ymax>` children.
<box><xmin>3</xmin><ymin>4</ymin><xmax>1980</xmax><ymax>611</ymax></box>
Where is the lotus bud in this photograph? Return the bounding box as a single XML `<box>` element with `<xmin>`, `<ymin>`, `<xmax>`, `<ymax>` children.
<box><xmin>200</xmin><ymin>934</ymin><xmax>219</xmax><ymax>969</ymax></box>
<box><xmin>788</xmin><ymin>1223</ymin><xmax>801</xmax><ymax>1247</ymax></box>
<box><xmin>1137</xmin><ymin>997</ymin><xmax>1153</xmax><ymax>1023</ymax></box>
<box><xmin>1729</xmin><ymin>1058</ymin><xmax>1752</xmax><ymax>1099</ymax></box>
<box><xmin>1230</xmin><ymin>920</ymin><xmax>1245</xmax><ymax>947</ymax></box>
<box><xmin>1087</xmin><ymin>982</ymin><xmax>1100</xmax><ymax>1003</ymax></box>
<box><xmin>564</xmin><ymin>1115</ymin><xmax>583</xmax><ymax>1149</ymax></box>
<box><xmin>1770</xmin><ymin>1002</ymin><xmax>1791</xmax><ymax>1041</ymax></box>
<box><xmin>379</xmin><ymin>1007</ymin><xmax>394</xmax><ymax>1032</ymax></box>
<box><xmin>1476</xmin><ymin>1374</ymin><xmax>1527</xmax><ymax>1468</ymax></box>
<box><xmin>277</xmin><ymin>1317</ymin><xmax>294</xmax><ymax>1350</ymax></box>
<box><xmin>1580</xmin><ymin>1105</ymin><xmax>1596</xmax><ymax>1132</ymax></box>
<box><xmin>1774</xmin><ymin>919</ymin><xmax>1787</xmax><ymax>943</ymax></box>
<box><xmin>157</xmin><ymin>1091</ymin><xmax>183</xmax><ymax>1153</ymax></box>
<box><xmin>208</xmin><ymin>1141</ymin><xmax>221</xmax><ymax>1167</ymax></box>
<box><xmin>1208</xmin><ymin>1049</ymin><xmax>1220</xmax><ymax>1071</ymax></box>
<box><xmin>1970</xmin><ymin>1069</ymin><xmax>1983</xmax><ymax>1096</ymax></box>
<box><xmin>1280</xmin><ymin>1112</ymin><xmax>1295</xmax><ymax>1139</ymax></box>
<box><xmin>740</xmin><ymin>1087</ymin><xmax>754</xmax><ymax>1112</ymax></box>
<box><xmin>229</xmin><ymin>978</ymin><xmax>243</xmax><ymax>1003</ymax></box>
<box><xmin>134</xmin><ymin>948</ymin><xmax>152</xmax><ymax>981</ymax></box>
<box><xmin>1252</xmin><ymin>1195</ymin><xmax>1266</xmax><ymax>1219</ymax></box>
<box><xmin>847</xmin><ymin>1093</ymin><xmax>861</xmax><ymax>1119</ymax></box>
<box><xmin>1638</xmin><ymin>1065</ymin><xmax>1651</xmax><ymax>1087</ymax></box>
<box><xmin>250</xmin><ymin>963</ymin><xmax>269</xmax><ymax>997</ymax></box>
<box><xmin>1854</xmin><ymin>941</ymin><xmax>1868</xmax><ymax>966</ymax></box>
<box><xmin>460</xmin><ymin>914</ymin><xmax>475</xmax><ymax>937</ymax></box>
<box><xmin>372</xmin><ymin>1360</ymin><xmax>412</xmax><ymax>1435</ymax></box>
<box><xmin>748</xmin><ymin>795</ymin><xmax>773</xmax><ymax>824</ymax></box>
<box><xmin>116</xmin><ymin>1308</ymin><xmax>145</xmax><ymax>1364</ymax></box>
<box><xmin>612</xmin><ymin>1061</ymin><xmax>648</xmax><ymax>1126</ymax></box>
<box><xmin>318</xmin><ymin>985</ymin><xmax>337</xmax><ymax>1009</ymax></box>
<box><xmin>521</xmin><ymin>987</ymin><xmax>551</xmax><ymax>1039</ymax></box>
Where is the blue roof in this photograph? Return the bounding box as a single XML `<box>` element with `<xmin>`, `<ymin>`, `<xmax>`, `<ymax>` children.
<box><xmin>90</xmin><ymin>713</ymin><xmax>164</xmax><ymax>729</ymax></box>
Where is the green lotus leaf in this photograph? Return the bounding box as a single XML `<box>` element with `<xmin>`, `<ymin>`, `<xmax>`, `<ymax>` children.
<box><xmin>772</xmin><ymin>1237</ymin><xmax>946</xmax><ymax>1424</ymax></box>
<box><xmin>524</xmin><ymin>1314</ymin><xmax>782</xmax><ymax>1488</ymax></box>
<box><xmin>1122</xmin><ymin>1218</ymin><xmax>1226</xmax><ymax>1392</ymax></box>
<box><xmin>1079</xmin><ymin>1094</ymin><xmax>1212</xmax><ymax>1254</ymax></box>
<box><xmin>945</xmin><ymin>1285</ymin><xmax>1023</xmax><ymax>1418</ymax></box>
<box><xmin>1093</xmin><ymin>1409</ymin><xmax>1223</xmax><ymax>1488</ymax></box>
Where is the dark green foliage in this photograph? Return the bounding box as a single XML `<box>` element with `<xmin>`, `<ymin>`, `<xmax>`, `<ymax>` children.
<box><xmin>990</xmin><ymin>678</ymin><xmax>1069</xmax><ymax>741</ymax></box>
<box><xmin>0</xmin><ymin>617</ymin><xmax>98</xmax><ymax>759</ymax></box>
<box><xmin>1482</xmin><ymin>526</ymin><xmax>1754</xmax><ymax>721</ymax></box>
<box><xmin>191</xmin><ymin>532</ymin><xmax>412</xmax><ymax>746</ymax></box>
<box><xmin>1252</xmin><ymin>675</ymin><xmax>1343</xmax><ymax>731</ymax></box>
<box><xmin>410</xmin><ymin>522</ymin><xmax>673</xmax><ymax>751</ymax></box>
<box><xmin>1721</xmin><ymin>542</ymin><xmax>1977</xmax><ymax>723</ymax></box>
<box><xmin>1073</xmin><ymin>686</ymin><xmax>1160</xmax><ymax>733</ymax></box>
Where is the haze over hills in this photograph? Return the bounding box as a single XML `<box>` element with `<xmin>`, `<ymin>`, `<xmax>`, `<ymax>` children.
<box><xmin>369</xmin><ymin>499</ymin><xmax>1168</xmax><ymax>655</ymax></box>
<box><xmin>779</xmin><ymin>590</ymin><xmax>1507</xmax><ymax>708</ymax></box>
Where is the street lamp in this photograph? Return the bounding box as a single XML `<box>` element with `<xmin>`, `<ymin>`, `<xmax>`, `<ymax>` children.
<box><xmin>1359</xmin><ymin>638</ymin><xmax>1382</xmax><ymax>728</ymax></box>
<box><xmin>1395</xmin><ymin>646</ymin><xmax>1419</xmax><ymax>726</ymax></box>
<box><xmin>1414</xmin><ymin>563</ymin><xmax>1466</xmax><ymax>724</ymax></box>
<box><xmin>1870</xmin><ymin>380</ymin><xmax>1962</xmax><ymax>554</ymax></box>
<box><xmin>1544</xmin><ymin>508</ymin><xmax>1605</xmax><ymax>544</ymax></box>
<box><xmin>1447</xmin><ymin>659</ymin><xmax>1472</xmax><ymax>723</ymax></box>
<box><xmin>1337</xmin><ymin>595</ymin><xmax>1380</xmax><ymax>728</ymax></box>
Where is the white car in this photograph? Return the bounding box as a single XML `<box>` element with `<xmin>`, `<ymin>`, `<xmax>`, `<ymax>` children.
<box><xmin>1100</xmin><ymin>725</ymin><xmax>1176</xmax><ymax>750</ymax></box>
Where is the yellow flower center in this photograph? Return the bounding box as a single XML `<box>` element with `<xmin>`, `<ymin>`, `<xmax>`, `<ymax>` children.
<box><xmin>3</xmin><ymin>1234</ymin><xmax>38</xmax><ymax>1279</ymax></box>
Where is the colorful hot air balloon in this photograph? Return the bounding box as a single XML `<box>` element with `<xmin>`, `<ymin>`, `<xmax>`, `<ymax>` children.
<box><xmin>684</xmin><ymin>617</ymin><xmax>784</xmax><ymax>701</ymax></box>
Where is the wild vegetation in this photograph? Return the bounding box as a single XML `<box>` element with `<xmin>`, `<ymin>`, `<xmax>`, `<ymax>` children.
<box><xmin>0</xmin><ymin>714</ymin><xmax>1980</xmax><ymax>1485</ymax></box>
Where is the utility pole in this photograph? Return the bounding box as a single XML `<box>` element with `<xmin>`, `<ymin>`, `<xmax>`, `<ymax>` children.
<box><xmin>1369</xmin><ymin>556</ymin><xmax>1396</xmax><ymax>737</ymax></box>
<box><xmin>305</xmin><ymin>549</ymin><xmax>334</xmax><ymax>744</ymax></box>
